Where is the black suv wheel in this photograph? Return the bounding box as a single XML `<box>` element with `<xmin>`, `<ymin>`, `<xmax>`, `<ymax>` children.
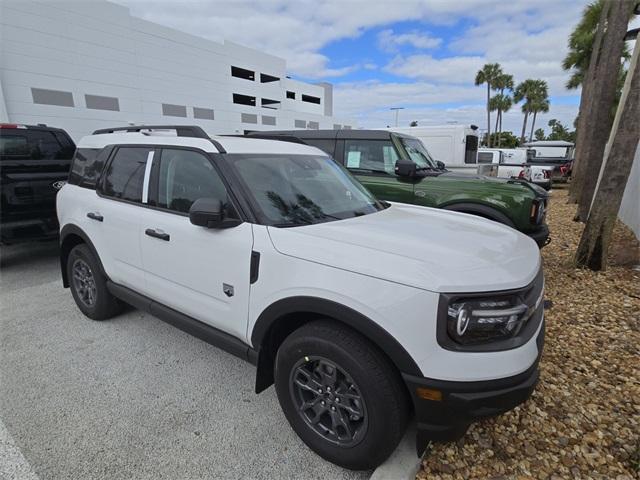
<box><xmin>274</xmin><ymin>320</ymin><xmax>410</xmax><ymax>470</ymax></box>
<box><xmin>67</xmin><ymin>244</ymin><xmax>121</xmax><ymax>320</ymax></box>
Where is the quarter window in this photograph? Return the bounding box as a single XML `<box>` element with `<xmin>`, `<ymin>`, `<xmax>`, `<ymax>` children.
<box><xmin>343</xmin><ymin>140</ymin><xmax>399</xmax><ymax>174</ymax></box>
<box><xmin>68</xmin><ymin>148</ymin><xmax>105</xmax><ymax>188</ymax></box>
<box><xmin>102</xmin><ymin>147</ymin><xmax>150</xmax><ymax>202</ymax></box>
<box><xmin>156</xmin><ymin>149</ymin><xmax>228</xmax><ymax>214</ymax></box>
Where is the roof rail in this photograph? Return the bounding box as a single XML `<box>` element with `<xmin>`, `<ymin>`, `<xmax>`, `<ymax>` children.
<box><xmin>92</xmin><ymin>125</ymin><xmax>209</xmax><ymax>138</ymax></box>
<box><xmin>91</xmin><ymin>125</ymin><xmax>226</xmax><ymax>153</ymax></box>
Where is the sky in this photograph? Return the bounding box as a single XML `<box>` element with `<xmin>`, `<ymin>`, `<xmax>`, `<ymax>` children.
<box><xmin>118</xmin><ymin>0</ymin><xmax>638</xmax><ymax>136</ymax></box>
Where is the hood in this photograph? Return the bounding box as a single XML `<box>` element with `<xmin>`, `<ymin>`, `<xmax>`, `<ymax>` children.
<box><xmin>267</xmin><ymin>203</ymin><xmax>541</xmax><ymax>293</ymax></box>
<box><xmin>438</xmin><ymin>172</ymin><xmax>548</xmax><ymax>198</ymax></box>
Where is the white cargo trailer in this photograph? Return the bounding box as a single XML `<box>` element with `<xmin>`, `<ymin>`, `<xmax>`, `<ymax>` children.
<box><xmin>383</xmin><ymin>124</ymin><xmax>480</xmax><ymax>174</ymax></box>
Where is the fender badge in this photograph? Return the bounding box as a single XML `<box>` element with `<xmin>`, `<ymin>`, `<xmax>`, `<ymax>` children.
<box><xmin>52</xmin><ymin>180</ymin><xmax>66</xmax><ymax>190</ymax></box>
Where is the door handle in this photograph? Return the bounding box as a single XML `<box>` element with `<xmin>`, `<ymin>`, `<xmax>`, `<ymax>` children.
<box><xmin>87</xmin><ymin>212</ymin><xmax>103</xmax><ymax>222</ymax></box>
<box><xmin>145</xmin><ymin>228</ymin><xmax>170</xmax><ymax>241</ymax></box>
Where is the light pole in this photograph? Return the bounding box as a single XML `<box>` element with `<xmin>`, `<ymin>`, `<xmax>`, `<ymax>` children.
<box><xmin>390</xmin><ymin>107</ymin><xmax>404</xmax><ymax>127</ymax></box>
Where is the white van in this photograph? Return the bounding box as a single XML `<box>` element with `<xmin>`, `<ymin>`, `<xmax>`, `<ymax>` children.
<box><xmin>384</xmin><ymin>124</ymin><xmax>480</xmax><ymax>174</ymax></box>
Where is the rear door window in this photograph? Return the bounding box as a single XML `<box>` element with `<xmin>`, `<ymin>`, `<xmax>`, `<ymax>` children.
<box><xmin>101</xmin><ymin>147</ymin><xmax>151</xmax><ymax>203</ymax></box>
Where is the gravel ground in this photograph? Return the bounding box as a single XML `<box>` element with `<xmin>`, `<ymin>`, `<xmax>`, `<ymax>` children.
<box><xmin>418</xmin><ymin>187</ymin><xmax>640</xmax><ymax>480</ymax></box>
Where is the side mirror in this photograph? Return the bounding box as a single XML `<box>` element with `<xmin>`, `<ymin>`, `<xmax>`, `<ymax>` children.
<box><xmin>395</xmin><ymin>159</ymin><xmax>417</xmax><ymax>177</ymax></box>
<box><xmin>189</xmin><ymin>198</ymin><xmax>226</xmax><ymax>228</ymax></box>
<box><xmin>436</xmin><ymin>160</ymin><xmax>446</xmax><ymax>170</ymax></box>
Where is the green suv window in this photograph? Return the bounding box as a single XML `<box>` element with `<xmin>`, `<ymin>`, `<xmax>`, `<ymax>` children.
<box><xmin>344</xmin><ymin>140</ymin><xmax>399</xmax><ymax>174</ymax></box>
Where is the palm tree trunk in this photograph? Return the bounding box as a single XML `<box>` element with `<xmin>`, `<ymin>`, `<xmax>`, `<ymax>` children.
<box><xmin>497</xmin><ymin>111</ymin><xmax>503</xmax><ymax>147</ymax></box>
<box><xmin>520</xmin><ymin>111</ymin><xmax>528</xmax><ymax>144</ymax></box>
<box><xmin>486</xmin><ymin>83</ymin><xmax>492</xmax><ymax>147</ymax></box>
<box><xmin>575</xmin><ymin>0</ymin><xmax>632</xmax><ymax>222</ymax></box>
<box><xmin>494</xmin><ymin>109</ymin><xmax>500</xmax><ymax>134</ymax></box>
<box><xmin>569</xmin><ymin>0</ymin><xmax>610</xmax><ymax>204</ymax></box>
<box><xmin>575</xmin><ymin>38</ymin><xmax>639</xmax><ymax>270</ymax></box>
<box><xmin>529</xmin><ymin>111</ymin><xmax>538</xmax><ymax>141</ymax></box>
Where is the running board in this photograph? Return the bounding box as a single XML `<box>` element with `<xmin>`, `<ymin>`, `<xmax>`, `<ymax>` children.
<box><xmin>106</xmin><ymin>281</ymin><xmax>258</xmax><ymax>365</ymax></box>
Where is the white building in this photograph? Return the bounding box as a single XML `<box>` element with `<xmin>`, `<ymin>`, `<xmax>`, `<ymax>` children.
<box><xmin>0</xmin><ymin>0</ymin><xmax>354</xmax><ymax>141</ymax></box>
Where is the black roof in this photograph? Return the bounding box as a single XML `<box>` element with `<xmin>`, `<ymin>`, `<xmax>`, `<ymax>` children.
<box><xmin>247</xmin><ymin>129</ymin><xmax>414</xmax><ymax>141</ymax></box>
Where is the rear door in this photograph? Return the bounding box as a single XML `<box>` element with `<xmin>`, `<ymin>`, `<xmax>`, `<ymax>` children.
<box><xmin>93</xmin><ymin>146</ymin><xmax>152</xmax><ymax>290</ymax></box>
<box><xmin>140</xmin><ymin>147</ymin><xmax>253</xmax><ymax>340</ymax></box>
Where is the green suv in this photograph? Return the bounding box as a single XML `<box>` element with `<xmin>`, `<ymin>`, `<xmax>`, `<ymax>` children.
<box><xmin>250</xmin><ymin>129</ymin><xmax>549</xmax><ymax>247</ymax></box>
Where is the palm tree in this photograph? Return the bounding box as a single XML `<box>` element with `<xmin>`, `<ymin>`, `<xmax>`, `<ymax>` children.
<box><xmin>562</xmin><ymin>0</ymin><xmax>631</xmax><ymax>90</ymax></box>
<box><xmin>489</xmin><ymin>93</ymin><xmax>513</xmax><ymax>147</ymax></box>
<box><xmin>514</xmin><ymin>79</ymin><xmax>548</xmax><ymax>144</ymax></box>
<box><xmin>528</xmin><ymin>82</ymin><xmax>550</xmax><ymax>140</ymax></box>
<box><xmin>491</xmin><ymin>73</ymin><xmax>514</xmax><ymax>146</ymax></box>
<box><xmin>475</xmin><ymin>63</ymin><xmax>503</xmax><ymax>147</ymax></box>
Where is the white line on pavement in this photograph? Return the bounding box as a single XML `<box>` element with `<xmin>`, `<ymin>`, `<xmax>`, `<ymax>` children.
<box><xmin>0</xmin><ymin>419</ymin><xmax>40</xmax><ymax>480</ymax></box>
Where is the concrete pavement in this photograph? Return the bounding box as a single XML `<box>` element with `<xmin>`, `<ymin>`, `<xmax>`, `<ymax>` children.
<box><xmin>0</xmin><ymin>242</ymin><xmax>371</xmax><ymax>480</ymax></box>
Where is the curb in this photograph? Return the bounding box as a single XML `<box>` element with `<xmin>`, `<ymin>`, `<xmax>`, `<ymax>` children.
<box><xmin>370</xmin><ymin>422</ymin><xmax>421</xmax><ymax>480</ymax></box>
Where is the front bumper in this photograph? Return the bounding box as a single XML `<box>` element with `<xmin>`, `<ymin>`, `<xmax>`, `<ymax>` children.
<box><xmin>526</xmin><ymin>223</ymin><xmax>550</xmax><ymax>248</ymax></box>
<box><xmin>404</xmin><ymin>322</ymin><xmax>544</xmax><ymax>454</ymax></box>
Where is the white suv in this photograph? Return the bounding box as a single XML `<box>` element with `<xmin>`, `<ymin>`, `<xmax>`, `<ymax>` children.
<box><xmin>57</xmin><ymin>125</ymin><xmax>545</xmax><ymax>470</ymax></box>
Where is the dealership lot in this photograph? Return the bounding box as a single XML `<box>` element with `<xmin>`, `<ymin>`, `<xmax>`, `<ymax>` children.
<box><xmin>0</xmin><ymin>242</ymin><xmax>369</xmax><ymax>480</ymax></box>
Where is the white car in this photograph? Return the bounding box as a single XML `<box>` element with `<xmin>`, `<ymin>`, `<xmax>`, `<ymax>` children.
<box><xmin>57</xmin><ymin>125</ymin><xmax>545</xmax><ymax>470</ymax></box>
<box><xmin>478</xmin><ymin>148</ymin><xmax>553</xmax><ymax>190</ymax></box>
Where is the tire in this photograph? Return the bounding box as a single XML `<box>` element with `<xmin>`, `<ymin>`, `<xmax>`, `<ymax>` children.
<box><xmin>274</xmin><ymin>319</ymin><xmax>410</xmax><ymax>470</ymax></box>
<box><xmin>67</xmin><ymin>244</ymin><xmax>121</xmax><ymax>320</ymax></box>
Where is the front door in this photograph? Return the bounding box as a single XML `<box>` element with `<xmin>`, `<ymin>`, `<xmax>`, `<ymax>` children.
<box><xmin>341</xmin><ymin>139</ymin><xmax>415</xmax><ymax>202</ymax></box>
<box><xmin>140</xmin><ymin>147</ymin><xmax>253</xmax><ymax>341</ymax></box>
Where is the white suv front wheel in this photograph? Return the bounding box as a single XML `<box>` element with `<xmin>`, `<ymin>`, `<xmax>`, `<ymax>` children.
<box><xmin>274</xmin><ymin>320</ymin><xmax>410</xmax><ymax>470</ymax></box>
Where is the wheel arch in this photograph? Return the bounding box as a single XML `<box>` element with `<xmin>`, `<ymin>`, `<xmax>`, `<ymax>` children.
<box><xmin>59</xmin><ymin>224</ymin><xmax>106</xmax><ymax>288</ymax></box>
<box><xmin>251</xmin><ymin>296</ymin><xmax>422</xmax><ymax>393</ymax></box>
<box><xmin>441</xmin><ymin>201</ymin><xmax>515</xmax><ymax>227</ymax></box>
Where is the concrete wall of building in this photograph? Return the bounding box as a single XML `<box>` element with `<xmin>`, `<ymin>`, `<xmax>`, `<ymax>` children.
<box><xmin>618</xmin><ymin>141</ymin><xmax>640</xmax><ymax>240</ymax></box>
<box><xmin>0</xmin><ymin>0</ymin><xmax>354</xmax><ymax>141</ymax></box>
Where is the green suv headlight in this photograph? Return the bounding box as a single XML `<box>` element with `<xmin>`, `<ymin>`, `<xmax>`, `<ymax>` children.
<box><xmin>447</xmin><ymin>296</ymin><xmax>531</xmax><ymax>345</ymax></box>
<box><xmin>530</xmin><ymin>199</ymin><xmax>547</xmax><ymax>225</ymax></box>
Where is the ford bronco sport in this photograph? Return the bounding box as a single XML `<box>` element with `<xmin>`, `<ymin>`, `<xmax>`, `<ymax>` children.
<box><xmin>58</xmin><ymin>125</ymin><xmax>545</xmax><ymax>470</ymax></box>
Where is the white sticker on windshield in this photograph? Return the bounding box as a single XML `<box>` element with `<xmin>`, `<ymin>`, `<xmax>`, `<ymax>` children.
<box><xmin>346</xmin><ymin>151</ymin><xmax>361</xmax><ymax>168</ymax></box>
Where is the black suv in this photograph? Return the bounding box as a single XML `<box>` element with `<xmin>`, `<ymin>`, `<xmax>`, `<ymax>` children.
<box><xmin>0</xmin><ymin>123</ymin><xmax>75</xmax><ymax>244</ymax></box>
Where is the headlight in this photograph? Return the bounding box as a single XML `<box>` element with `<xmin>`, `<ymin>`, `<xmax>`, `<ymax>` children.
<box><xmin>447</xmin><ymin>295</ymin><xmax>533</xmax><ymax>345</ymax></box>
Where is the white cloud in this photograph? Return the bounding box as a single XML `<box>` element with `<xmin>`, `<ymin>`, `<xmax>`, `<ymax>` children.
<box><xmin>384</xmin><ymin>55</ymin><xmax>485</xmax><ymax>84</ymax></box>
<box><xmin>333</xmin><ymin>81</ymin><xmax>579</xmax><ymax>136</ymax></box>
<box><xmin>377</xmin><ymin>29</ymin><xmax>442</xmax><ymax>52</ymax></box>
<box><xmin>115</xmin><ymin>0</ymin><xmax>590</xmax><ymax>127</ymax></box>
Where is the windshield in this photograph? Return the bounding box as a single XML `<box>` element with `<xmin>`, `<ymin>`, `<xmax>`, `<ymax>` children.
<box><xmin>398</xmin><ymin>137</ymin><xmax>438</xmax><ymax>169</ymax></box>
<box><xmin>227</xmin><ymin>154</ymin><xmax>384</xmax><ymax>226</ymax></box>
